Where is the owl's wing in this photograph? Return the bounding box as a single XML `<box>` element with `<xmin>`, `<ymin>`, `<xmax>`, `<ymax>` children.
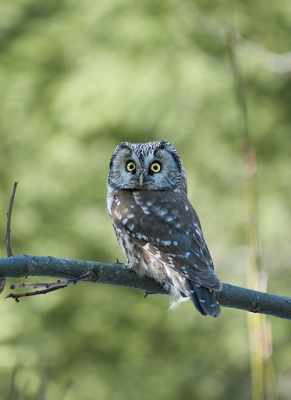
<box><xmin>110</xmin><ymin>190</ymin><xmax>221</xmax><ymax>291</ymax></box>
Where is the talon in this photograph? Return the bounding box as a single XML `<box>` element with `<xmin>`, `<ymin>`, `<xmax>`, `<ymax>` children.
<box><xmin>144</xmin><ymin>291</ymin><xmax>154</xmax><ymax>298</ymax></box>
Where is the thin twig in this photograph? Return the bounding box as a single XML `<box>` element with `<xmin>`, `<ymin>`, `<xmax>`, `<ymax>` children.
<box><xmin>6</xmin><ymin>286</ymin><xmax>68</xmax><ymax>302</ymax></box>
<box><xmin>5</xmin><ymin>271</ymin><xmax>93</xmax><ymax>302</ymax></box>
<box><xmin>6</xmin><ymin>181</ymin><xmax>18</xmax><ymax>257</ymax></box>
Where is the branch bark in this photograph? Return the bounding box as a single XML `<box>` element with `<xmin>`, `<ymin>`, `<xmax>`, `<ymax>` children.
<box><xmin>0</xmin><ymin>255</ymin><xmax>290</xmax><ymax>320</ymax></box>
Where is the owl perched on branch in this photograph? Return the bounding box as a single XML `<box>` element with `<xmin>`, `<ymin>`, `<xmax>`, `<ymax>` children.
<box><xmin>106</xmin><ymin>140</ymin><xmax>221</xmax><ymax>317</ymax></box>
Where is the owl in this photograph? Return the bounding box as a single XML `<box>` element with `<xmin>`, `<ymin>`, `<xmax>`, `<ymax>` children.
<box><xmin>106</xmin><ymin>140</ymin><xmax>221</xmax><ymax>317</ymax></box>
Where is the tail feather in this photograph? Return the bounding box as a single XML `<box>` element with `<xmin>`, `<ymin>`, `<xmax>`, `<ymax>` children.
<box><xmin>187</xmin><ymin>281</ymin><xmax>221</xmax><ymax>318</ymax></box>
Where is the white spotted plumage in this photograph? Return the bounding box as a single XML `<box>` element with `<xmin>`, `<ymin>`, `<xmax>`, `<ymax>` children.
<box><xmin>106</xmin><ymin>140</ymin><xmax>221</xmax><ymax>317</ymax></box>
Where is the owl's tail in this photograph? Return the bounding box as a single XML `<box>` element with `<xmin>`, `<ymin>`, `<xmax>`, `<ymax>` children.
<box><xmin>187</xmin><ymin>280</ymin><xmax>221</xmax><ymax>318</ymax></box>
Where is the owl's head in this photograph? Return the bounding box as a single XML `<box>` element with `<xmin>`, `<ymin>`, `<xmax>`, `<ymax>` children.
<box><xmin>107</xmin><ymin>140</ymin><xmax>187</xmax><ymax>193</ymax></box>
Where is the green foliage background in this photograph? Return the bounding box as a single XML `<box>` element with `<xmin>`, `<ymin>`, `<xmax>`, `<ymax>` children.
<box><xmin>0</xmin><ymin>0</ymin><xmax>291</xmax><ymax>398</ymax></box>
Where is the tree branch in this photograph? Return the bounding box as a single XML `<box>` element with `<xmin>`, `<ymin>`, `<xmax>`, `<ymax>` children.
<box><xmin>0</xmin><ymin>255</ymin><xmax>290</xmax><ymax>320</ymax></box>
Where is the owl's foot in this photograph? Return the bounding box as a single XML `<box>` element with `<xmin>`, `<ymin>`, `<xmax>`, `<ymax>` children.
<box><xmin>126</xmin><ymin>262</ymin><xmax>137</xmax><ymax>274</ymax></box>
<box><xmin>144</xmin><ymin>291</ymin><xmax>155</xmax><ymax>298</ymax></box>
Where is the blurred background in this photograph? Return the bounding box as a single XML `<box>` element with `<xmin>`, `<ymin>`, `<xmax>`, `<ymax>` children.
<box><xmin>0</xmin><ymin>0</ymin><xmax>291</xmax><ymax>399</ymax></box>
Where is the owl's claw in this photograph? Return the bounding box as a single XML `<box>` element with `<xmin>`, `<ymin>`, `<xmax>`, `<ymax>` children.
<box><xmin>144</xmin><ymin>291</ymin><xmax>154</xmax><ymax>298</ymax></box>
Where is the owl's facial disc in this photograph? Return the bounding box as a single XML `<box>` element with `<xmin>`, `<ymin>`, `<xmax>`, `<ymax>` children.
<box><xmin>108</xmin><ymin>141</ymin><xmax>187</xmax><ymax>193</ymax></box>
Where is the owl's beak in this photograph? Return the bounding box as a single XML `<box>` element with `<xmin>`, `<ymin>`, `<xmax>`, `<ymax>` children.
<box><xmin>139</xmin><ymin>173</ymin><xmax>144</xmax><ymax>187</ymax></box>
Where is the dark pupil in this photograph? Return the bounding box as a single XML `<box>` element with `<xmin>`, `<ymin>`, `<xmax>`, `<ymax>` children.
<box><xmin>153</xmin><ymin>165</ymin><xmax>159</xmax><ymax>171</ymax></box>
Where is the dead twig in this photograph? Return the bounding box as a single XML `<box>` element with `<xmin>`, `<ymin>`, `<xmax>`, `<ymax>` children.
<box><xmin>6</xmin><ymin>181</ymin><xmax>18</xmax><ymax>257</ymax></box>
<box><xmin>5</xmin><ymin>271</ymin><xmax>94</xmax><ymax>302</ymax></box>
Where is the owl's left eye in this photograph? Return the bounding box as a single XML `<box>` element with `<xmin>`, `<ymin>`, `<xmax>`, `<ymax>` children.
<box><xmin>126</xmin><ymin>161</ymin><xmax>136</xmax><ymax>172</ymax></box>
<box><xmin>150</xmin><ymin>162</ymin><xmax>161</xmax><ymax>173</ymax></box>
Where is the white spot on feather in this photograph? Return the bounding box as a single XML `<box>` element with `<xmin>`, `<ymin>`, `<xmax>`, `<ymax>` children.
<box><xmin>141</xmin><ymin>206</ymin><xmax>150</xmax><ymax>215</ymax></box>
<box><xmin>161</xmin><ymin>240</ymin><xmax>171</xmax><ymax>246</ymax></box>
<box><xmin>165</xmin><ymin>215</ymin><xmax>174</xmax><ymax>222</ymax></box>
<box><xmin>122</xmin><ymin>218</ymin><xmax>128</xmax><ymax>225</ymax></box>
<box><xmin>157</xmin><ymin>208</ymin><xmax>167</xmax><ymax>216</ymax></box>
<box><xmin>195</xmin><ymin>228</ymin><xmax>202</xmax><ymax>238</ymax></box>
<box><xmin>115</xmin><ymin>211</ymin><xmax>122</xmax><ymax>220</ymax></box>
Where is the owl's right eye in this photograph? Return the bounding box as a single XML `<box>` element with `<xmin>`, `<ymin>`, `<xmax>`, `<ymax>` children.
<box><xmin>126</xmin><ymin>161</ymin><xmax>136</xmax><ymax>172</ymax></box>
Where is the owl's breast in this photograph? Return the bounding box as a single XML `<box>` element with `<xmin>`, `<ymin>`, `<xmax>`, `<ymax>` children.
<box><xmin>106</xmin><ymin>189</ymin><xmax>169</xmax><ymax>280</ymax></box>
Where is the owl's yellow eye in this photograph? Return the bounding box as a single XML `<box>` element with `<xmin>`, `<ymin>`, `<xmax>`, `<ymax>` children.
<box><xmin>150</xmin><ymin>162</ymin><xmax>161</xmax><ymax>173</ymax></box>
<box><xmin>126</xmin><ymin>161</ymin><xmax>136</xmax><ymax>172</ymax></box>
